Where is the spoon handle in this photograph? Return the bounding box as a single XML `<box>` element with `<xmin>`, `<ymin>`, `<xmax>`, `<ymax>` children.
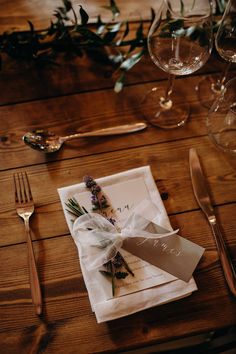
<box><xmin>60</xmin><ymin>122</ymin><xmax>147</xmax><ymax>142</ymax></box>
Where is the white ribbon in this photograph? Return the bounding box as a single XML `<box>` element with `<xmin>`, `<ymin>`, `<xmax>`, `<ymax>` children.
<box><xmin>72</xmin><ymin>209</ymin><xmax>178</xmax><ymax>270</ymax></box>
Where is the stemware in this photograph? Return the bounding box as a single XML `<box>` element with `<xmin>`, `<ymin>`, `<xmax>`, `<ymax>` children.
<box><xmin>197</xmin><ymin>0</ymin><xmax>236</xmax><ymax>107</ymax></box>
<box><xmin>207</xmin><ymin>76</ymin><xmax>236</xmax><ymax>155</ymax></box>
<box><xmin>142</xmin><ymin>0</ymin><xmax>213</xmax><ymax>129</ymax></box>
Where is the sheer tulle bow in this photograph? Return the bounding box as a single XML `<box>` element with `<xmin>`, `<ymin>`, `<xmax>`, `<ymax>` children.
<box><xmin>72</xmin><ymin>210</ymin><xmax>178</xmax><ymax>270</ymax></box>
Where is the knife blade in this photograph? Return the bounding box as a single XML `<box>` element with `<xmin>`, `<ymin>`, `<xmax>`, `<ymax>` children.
<box><xmin>189</xmin><ymin>148</ymin><xmax>236</xmax><ymax>297</ymax></box>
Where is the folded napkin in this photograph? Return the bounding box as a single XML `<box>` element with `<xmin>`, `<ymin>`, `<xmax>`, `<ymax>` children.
<box><xmin>58</xmin><ymin>166</ymin><xmax>198</xmax><ymax>323</ymax></box>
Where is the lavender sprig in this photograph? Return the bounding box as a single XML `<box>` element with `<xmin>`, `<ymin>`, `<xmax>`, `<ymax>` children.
<box><xmin>66</xmin><ymin>175</ymin><xmax>134</xmax><ymax>297</ymax></box>
<box><xmin>83</xmin><ymin>175</ymin><xmax>134</xmax><ymax>295</ymax></box>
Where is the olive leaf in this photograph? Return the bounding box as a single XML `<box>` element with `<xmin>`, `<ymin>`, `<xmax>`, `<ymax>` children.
<box><xmin>79</xmin><ymin>5</ymin><xmax>89</xmax><ymax>25</ymax></box>
<box><xmin>119</xmin><ymin>50</ymin><xmax>144</xmax><ymax>71</ymax></box>
<box><xmin>27</xmin><ymin>20</ymin><xmax>35</xmax><ymax>34</ymax></box>
<box><xmin>180</xmin><ymin>0</ymin><xmax>184</xmax><ymax>16</ymax></box>
<box><xmin>114</xmin><ymin>49</ymin><xmax>144</xmax><ymax>93</ymax></box>
<box><xmin>103</xmin><ymin>22</ymin><xmax>122</xmax><ymax>43</ymax></box>
<box><xmin>114</xmin><ymin>72</ymin><xmax>125</xmax><ymax>93</ymax></box>
<box><xmin>63</xmin><ymin>0</ymin><xmax>72</xmax><ymax>12</ymax></box>
<box><xmin>103</xmin><ymin>0</ymin><xmax>120</xmax><ymax>20</ymax></box>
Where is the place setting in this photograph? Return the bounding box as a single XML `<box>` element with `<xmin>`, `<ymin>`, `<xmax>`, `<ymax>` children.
<box><xmin>1</xmin><ymin>0</ymin><xmax>236</xmax><ymax>352</ymax></box>
<box><xmin>12</xmin><ymin>0</ymin><xmax>236</xmax><ymax>322</ymax></box>
<box><xmin>14</xmin><ymin>158</ymin><xmax>236</xmax><ymax>321</ymax></box>
<box><xmin>58</xmin><ymin>166</ymin><xmax>204</xmax><ymax>322</ymax></box>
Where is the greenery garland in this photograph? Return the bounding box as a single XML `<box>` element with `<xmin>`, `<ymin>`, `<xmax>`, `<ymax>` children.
<box><xmin>0</xmin><ymin>0</ymin><xmax>227</xmax><ymax>92</ymax></box>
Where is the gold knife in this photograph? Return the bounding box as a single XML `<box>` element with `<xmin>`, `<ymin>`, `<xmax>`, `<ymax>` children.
<box><xmin>189</xmin><ymin>148</ymin><xmax>236</xmax><ymax>297</ymax></box>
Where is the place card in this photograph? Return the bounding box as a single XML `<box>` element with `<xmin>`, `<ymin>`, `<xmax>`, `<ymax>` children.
<box><xmin>123</xmin><ymin>221</ymin><xmax>204</xmax><ymax>283</ymax></box>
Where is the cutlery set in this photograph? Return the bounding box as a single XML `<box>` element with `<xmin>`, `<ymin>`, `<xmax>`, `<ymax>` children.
<box><xmin>14</xmin><ymin>148</ymin><xmax>236</xmax><ymax>315</ymax></box>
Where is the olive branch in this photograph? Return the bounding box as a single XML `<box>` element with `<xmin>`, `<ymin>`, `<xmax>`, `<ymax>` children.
<box><xmin>0</xmin><ymin>0</ymin><xmax>227</xmax><ymax>92</ymax></box>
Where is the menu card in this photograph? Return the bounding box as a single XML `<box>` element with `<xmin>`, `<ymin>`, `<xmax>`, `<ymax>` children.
<box><xmin>58</xmin><ymin>166</ymin><xmax>200</xmax><ymax>323</ymax></box>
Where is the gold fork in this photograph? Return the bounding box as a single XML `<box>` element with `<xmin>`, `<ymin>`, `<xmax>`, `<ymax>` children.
<box><xmin>14</xmin><ymin>172</ymin><xmax>42</xmax><ymax>315</ymax></box>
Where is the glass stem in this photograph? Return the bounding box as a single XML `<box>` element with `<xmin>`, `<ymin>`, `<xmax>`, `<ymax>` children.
<box><xmin>213</xmin><ymin>62</ymin><xmax>231</xmax><ymax>93</ymax></box>
<box><xmin>160</xmin><ymin>74</ymin><xmax>175</xmax><ymax>109</ymax></box>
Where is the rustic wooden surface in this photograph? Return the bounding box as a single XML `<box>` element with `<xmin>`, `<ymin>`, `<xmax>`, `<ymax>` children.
<box><xmin>0</xmin><ymin>0</ymin><xmax>158</xmax><ymax>32</ymax></box>
<box><xmin>0</xmin><ymin>1</ymin><xmax>236</xmax><ymax>353</ymax></box>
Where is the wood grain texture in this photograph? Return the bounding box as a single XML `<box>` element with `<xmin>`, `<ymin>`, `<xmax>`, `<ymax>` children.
<box><xmin>1</xmin><ymin>50</ymin><xmax>235</xmax><ymax>106</ymax></box>
<box><xmin>1</xmin><ymin>136</ymin><xmax>236</xmax><ymax>246</ymax></box>
<box><xmin>1</xmin><ymin>19</ymin><xmax>235</xmax><ymax>106</ymax></box>
<box><xmin>1</xmin><ymin>71</ymin><xmax>236</xmax><ymax>171</ymax></box>
<box><xmin>0</xmin><ymin>230</ymin><xmax>235</xmax><ymax>353</ymax></box>
<box><xmin>0</xmin><ymin>0</ymin><xmax>158</xmax><ymax>32</ymax></box>
<box><xmin>1</xmin><ymin>1</ymin><xmax>236</xmax><ymax>352</ymax></box>
<box><xmin>0</xmin><ymin>1</ymin><xmax>236</xmax><ymax>107</ymax></box>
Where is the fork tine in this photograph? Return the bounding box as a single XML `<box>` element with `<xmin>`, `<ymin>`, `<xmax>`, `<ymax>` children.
<box><xmin>14</xmin><ymin>173</ymin><xmax>23</xmax><ymax>203</ymax></box>
<box><xmin>20</xmin><ymin>172</ymin><xmax>27</xmax><ymax>202</ymax></box>
<box><xmin>24</xmin><ymin>172</ymin><xmax>33</xmax><ymax>201</ymax></box>
<box><xmin>21</xmin><ymin>172</ymin><xmax>28</xmax><ymax>202</ymax></box>
<box><xmin>19</xmin><ymin>173</ymin><xmax>24</xmax><ymax>202</ymax></box>
<box><xmin>19</xmin><ymin>173</ymin><xmax>24</xmax><ymax>203</ymax></box>
<box><xmin>13</xmin><ymin>173</ymin><xmax>19</xmax><ymax>203</ymax></box>
<box><xmin>14</xmin><ymin>172</ymin><xmax>33</xmax><ymax>203</ymax></box>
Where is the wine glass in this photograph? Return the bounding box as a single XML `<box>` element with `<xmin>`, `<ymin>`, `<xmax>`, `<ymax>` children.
<box><xmin>142</xmin><ymin>0</ymin><xmax>213</xmax><ymax>129</ymax></box>
<box><xmin>207</xmin><ymin>76</ymin><xmax>236</xmax><ymax>155</ymax></box>
<box><xmin>197</xmin><ymin>0</ymin><xmax>236</xmax><ymax>108</ymax></box>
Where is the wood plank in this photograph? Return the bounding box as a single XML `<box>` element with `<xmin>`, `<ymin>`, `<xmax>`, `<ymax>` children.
<box><xmin>0</xmin><ymin>298</ymin><xmax>235</xmax><ymax>354</ymax></box>
<box><xmin>0</xmin><ymin>0</ymin><xmax>158</xmax><ymax>32</ymax></box>
<box><xmin>0</xmin><ymin>293</ymin><xmax>235</xmax><ymax>354</ymax></box>
<box><xmin>0</xmin><ymin>205</ymin><xmax>235</xmax><ymax>352</ymax></box>
<box><xmin>1</xmin><ymin>135</ymin><xmax>236</xmax><ymax>247</ymax></box>
<box><xmin>3</xmin><ymin>72</ymin><xmax>236</xmax><ymax>170</ymax></box>
<box><xmin>0</xmin><ymin>52</ymin><xmax>162</xmax><ymax>106</ymax></box>
<box><xmin>1</xmin><ymin>46</ymin><xmax>235</xmax><ymax>106</ymax></box>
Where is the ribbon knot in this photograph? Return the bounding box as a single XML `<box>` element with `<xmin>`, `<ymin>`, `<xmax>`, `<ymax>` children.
<box><xmin>72</xmin><ymin>203</ymin><xmax>178</xmax><ymax>270</ymax></box>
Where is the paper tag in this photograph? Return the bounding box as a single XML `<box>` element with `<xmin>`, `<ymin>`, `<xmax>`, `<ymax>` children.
<box><xmin>123</xmin><ymin>222</ymin><xmax>205</xmax><ymax>282</ymax></box>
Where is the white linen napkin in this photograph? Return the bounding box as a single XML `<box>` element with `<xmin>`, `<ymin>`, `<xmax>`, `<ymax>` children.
<box><xmin>58</xmin><ymin>166</ymin><xmax>197</xmax><ymax>323</ymax></box>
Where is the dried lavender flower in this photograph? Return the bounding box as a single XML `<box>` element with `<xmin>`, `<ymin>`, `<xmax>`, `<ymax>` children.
<box><xmin>83</xmin><ymin>175</ymin><xmax>97</xmax><ymax>188</ymax></box>
<box><xmin>113</xmin><ymin>258</ymin><xmax>123</xmax><ymax>268</ymax></box>
<box><xmin>91</xmin><ymin>184</ymin><xmax>101</xmax><ymax>195</ymax></box>
<box><xmin>115</xmin><ymin>271</ymin><xmax>128</xmax><ymax>279</ymax></box>
<box><xmin>83</xmin><ymin>175</ymin><xmax>109</xmax><ymax>210</ymax></box>
<box><xmin>108</xmin><ymin>217</ymin><xmax>116</xmax><ymax>225</ymax></box>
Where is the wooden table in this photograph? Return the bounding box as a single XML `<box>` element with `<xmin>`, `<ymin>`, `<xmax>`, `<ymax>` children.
<box><xmin>1</xmin><ymin>1</ymin><xmax>236</xmax><ymax>353</ymax></box>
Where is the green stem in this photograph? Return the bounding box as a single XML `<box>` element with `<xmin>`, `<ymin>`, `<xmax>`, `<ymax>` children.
<box><xmin>109</xmin><ymin>261</ymin><xmax>116</xmax><ymax>296</ymax></box>
<box><xmin>119</xmin><ymin>252</ymin><xmax>134</xmax><ymax>276</ymax></box>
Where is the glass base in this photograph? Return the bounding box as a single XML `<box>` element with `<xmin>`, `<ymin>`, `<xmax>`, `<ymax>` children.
<box><xmin>141</xmin><ymin>87</ymin><xmax>190</xmax><ymax>129</ymax></box>
<box><xmin>196</xmin><ymin>76</ymin><xmax>224</xmax><ymax>109</ymax></box>
<box><xmin>207</xmin><ymin>77</ymin><xmax>236</xmax><ymax>156</ymax></box>
<box><xmin>209</xmin><ymin>129</ymin><xmax>236</xmax><ymax>155</ymax></box>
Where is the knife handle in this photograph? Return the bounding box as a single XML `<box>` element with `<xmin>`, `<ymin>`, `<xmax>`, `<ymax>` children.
<box><xmin>209</xmin><ymin>219</ymin><xmax>236</xmax><ymax>297</ymax></box>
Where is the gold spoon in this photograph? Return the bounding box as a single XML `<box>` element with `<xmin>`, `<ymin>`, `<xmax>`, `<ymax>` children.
<box><xmin>23</xmin><ymin>122</ymin><xmax>147</xmax><ymax>153</ymax></box>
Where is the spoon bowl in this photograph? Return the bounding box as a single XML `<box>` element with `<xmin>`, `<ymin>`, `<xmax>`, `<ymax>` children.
<box><xmin>23</xmin><ymin>123</ymin><xmax>147</xmax><ymax>153</ymax></box>
<box><xmin>23</xmin><ymin>129</ymin><xmax>62</xmax><ymax>153</ymax></box>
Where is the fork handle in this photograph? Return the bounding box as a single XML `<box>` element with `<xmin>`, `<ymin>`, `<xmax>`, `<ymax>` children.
<box><xmin>25</xmin><ymin>219</ymin><xmax>43</xmax><ymax>315</ymax></box>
